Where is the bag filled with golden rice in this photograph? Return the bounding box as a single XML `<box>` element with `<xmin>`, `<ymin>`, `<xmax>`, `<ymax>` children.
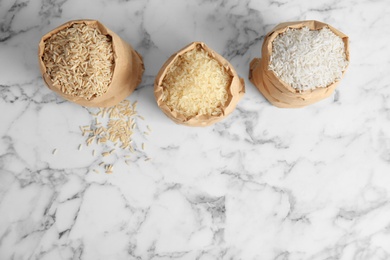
<box><xmin>249</xmin><ymin>20</ymin><xmax>349</xmax><ymax>108</ymax></box>
<box><xmin>154</xmin><ymin>42</ymin><xmax>245</xmax><ymax>127</ymax></box>
<box><xmin>38</xmin><ymin>19</ymin><xmax>144</xmax><ymax>107</ymax></box>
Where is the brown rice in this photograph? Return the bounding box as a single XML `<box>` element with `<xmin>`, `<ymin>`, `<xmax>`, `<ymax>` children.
<box><xmin>42</xmin><ymin>23</ymin><xmax>114</xmax><ymax>100</ymax></box>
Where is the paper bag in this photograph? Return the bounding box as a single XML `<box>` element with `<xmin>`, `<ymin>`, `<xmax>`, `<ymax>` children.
<box><xmin>154</xmin><ymin>42</ymin><xmax>245</xmax><ymax>127</ymax></box>
<box><xmin>249</xmin><ymin>20</ymin><xmax>349</xmax><ymax>108</ymax></box>
<box><xmin>38</xmin><ymin>19</ymin><xmax>144</xmax><ymax>107</ymax></box>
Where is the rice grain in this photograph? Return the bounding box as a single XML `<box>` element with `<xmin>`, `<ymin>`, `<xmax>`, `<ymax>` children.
<box><xmin>42</xmin><ymin>23</ymin><xmax>114</xmax><ymax>100</ymax></box>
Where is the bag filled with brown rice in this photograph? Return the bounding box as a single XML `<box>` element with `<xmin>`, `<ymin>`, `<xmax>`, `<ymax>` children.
<box><xmin>38</xmin><ymin>19</ymin><xmax>144</xmax><ymax>107</ymax></box>
<box><xmin>154</xmin><ymin>42</ymin><xmax>245</xmax><ymax>127</ymax></box>
<box><xmin>249</xmin><ymin>20</ymin><xmax>349</xmax><ymax>108</ymax></box>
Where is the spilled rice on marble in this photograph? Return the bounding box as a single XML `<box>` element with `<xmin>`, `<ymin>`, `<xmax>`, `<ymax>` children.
<box><xmin>268</xmin><ymin>26</ymin><xmax>349</xmax><ymax>91</ymax></box>
<box><xmin>79</xmin><ymin>100</ymin><xmax>151</xmax><ymax>174</ymax></box>
<box><xmin>161</xmin><ymin>45</ymin><xmax>231</xmax><ymax>118</ymax></box>
<box><xmin>42</xmin><ymin>23</ymin><xmax>114</xmax><ymax>100</ymax></box>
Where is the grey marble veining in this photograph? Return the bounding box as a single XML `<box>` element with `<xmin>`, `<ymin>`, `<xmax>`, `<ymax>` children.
<box><xmin>1</xmin><ymin>0</ymin><xmax>390</xmax><ymax>259</ymax></box>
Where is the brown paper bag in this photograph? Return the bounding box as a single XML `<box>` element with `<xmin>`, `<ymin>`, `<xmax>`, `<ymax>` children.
<box><xmin>154</xmin><ymin>42</ymin><xmax>245</xmax><ymax>127</ymax></box>
<box><xmin>38</xmin><ymin>19</ymin><xmax>144</xmax><ymax>107</ymax></box>
<box><xmin>249</xmin><ymin>20</ymin><xmax>349</xmax><ymax>108</ymax></box>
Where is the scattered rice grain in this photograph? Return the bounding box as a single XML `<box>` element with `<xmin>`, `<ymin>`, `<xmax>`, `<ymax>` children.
<box><xmin>79</xmin><ymin>99</ymin><xmax>149</xmax><ymax>174</ymax></box>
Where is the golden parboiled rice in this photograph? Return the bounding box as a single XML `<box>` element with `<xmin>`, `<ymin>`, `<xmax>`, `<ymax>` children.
<box><xmin>161</xmin><ymin>46</ymin><xmax>231</xmax><ymax>118</ymax></box>
<box><xmin>43</xmin><ymin>23</ymin><xmax>114</xmax><ymax>100</ymax></box>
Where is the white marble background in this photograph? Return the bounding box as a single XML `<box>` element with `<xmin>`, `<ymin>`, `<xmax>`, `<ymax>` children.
<box><xmin>1</xmin><ymin>0</ymin><xmax>390</xmax><ymax>259</ymax></box>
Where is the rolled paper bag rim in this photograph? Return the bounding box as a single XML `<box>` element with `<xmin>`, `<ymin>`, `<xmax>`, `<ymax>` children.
<box><xmin>261</xmin><ymin>56</ymin><xmax>344</xmax><ymax>102</ymax></box>
<box><xmin>250</xmin><ymin>58</ymin><xmax>315</xmax><ymax>108</ymax></box>
<box><xmin>154</xmin><ymin>41</ymin><xmax>245</xmax><ymax>127</ymax></box>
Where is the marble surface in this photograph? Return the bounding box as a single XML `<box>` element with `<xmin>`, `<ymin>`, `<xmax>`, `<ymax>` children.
<box><xmin>1</xmin><ymin>0</ymin><xmax>390</xmax><ymax>259</ymax></box>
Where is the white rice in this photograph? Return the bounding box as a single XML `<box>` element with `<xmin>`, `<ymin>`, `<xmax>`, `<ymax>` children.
<box><xmin>269</xmin><ymin>26</ymin><xmax>349</xmax><ymax>91</ymax></box>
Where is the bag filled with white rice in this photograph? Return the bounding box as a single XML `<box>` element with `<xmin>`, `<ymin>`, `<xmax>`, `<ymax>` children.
<box><xmin>250</xmin><ymin>20</ymin><xmax>349</xmax><ymax>108</ymax></box>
